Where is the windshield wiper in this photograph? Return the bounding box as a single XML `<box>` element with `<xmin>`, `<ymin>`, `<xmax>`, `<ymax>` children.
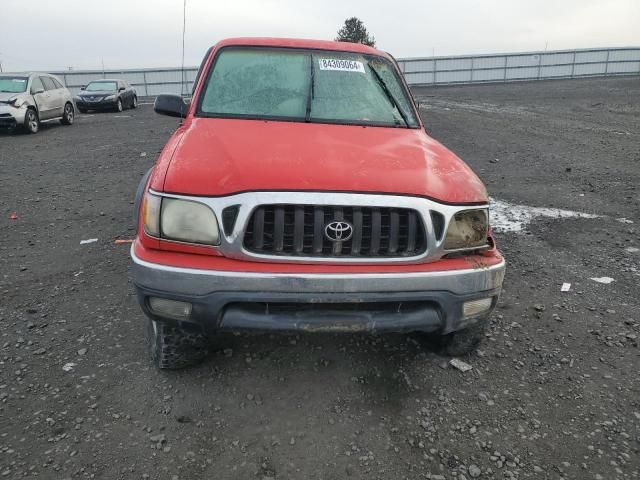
<box><xmin>305</xmin><ymin>55</ymin><xmax>315</xmax><ymax>122</ymax></box>
<box><xmin>367</xmin><ymin>62</ymin><xmax>409</xmax><ymax>128</ymax></box>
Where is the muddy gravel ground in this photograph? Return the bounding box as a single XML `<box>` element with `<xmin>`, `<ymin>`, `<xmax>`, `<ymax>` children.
<box><xmin>1</xmin><ymin>76</ymin><xmax>639</xmax><ymax>480</ymax></box>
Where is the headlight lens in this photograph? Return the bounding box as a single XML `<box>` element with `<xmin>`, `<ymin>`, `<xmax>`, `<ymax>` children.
<box><xmin>105</xmin><ymin>94</ymin><xmax>116</xmax><ymax>101</ymax></box>
<box><xmin>444</xmin><ymin>209</ymin><xmax>488</xmax><ymax>250</ymax></box>
<box><xmin>161</xmin><ymin>198</ymin><xmax>220</xmax><ymax>245</ymax></box>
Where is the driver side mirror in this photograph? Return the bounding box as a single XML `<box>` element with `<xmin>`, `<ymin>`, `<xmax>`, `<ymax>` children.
<box><xmin>80</xmin><ymin>86</ymin><xmax>85</xmax><ymax>90</ymax></box>
<box><xmin>119</xmin><ymin>87</ymin><xmax>125</xmax><ymax>92</ymax></box>
<box><xmin>154</xmin><ymin>94</ymin><xmax>187</xmax><ymax>118</ymax></box>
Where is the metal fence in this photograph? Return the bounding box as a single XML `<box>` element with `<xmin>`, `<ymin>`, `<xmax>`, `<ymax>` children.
<box><xmin>52</xmin><ymin>67</ymin><xmax>199</xmax><ymax>97</ymax></box>
<box><xmin>397</xmin><ymin>47</ymin><xmax>640</xmax><ymax>86</ymax></box>
<box><xmin>45</xmin><ymin>46</ymin><xmax>640</xmax><ymax>97</ymax></box>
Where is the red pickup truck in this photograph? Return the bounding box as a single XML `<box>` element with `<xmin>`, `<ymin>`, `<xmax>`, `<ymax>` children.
<box><xmin>131</xmin><ymin>38</ymin><xmax>505</xmax><ymax>369</ymax></box>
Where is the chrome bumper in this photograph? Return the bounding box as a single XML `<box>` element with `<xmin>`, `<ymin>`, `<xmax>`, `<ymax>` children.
<box><xmin>131</xmin><ymin>247</ymin><xmax>505</xmax><ymax>333</ymax></box>
<box><xmin>131</xmin><ymin>246</ymin><xmax>505</xmax><ymax>297</ymax></box>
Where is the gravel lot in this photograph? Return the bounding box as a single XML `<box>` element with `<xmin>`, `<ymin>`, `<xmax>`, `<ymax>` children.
<box><xmin>1</xmin><ymin>77</ymin><xmax>639</xmax><ymax>480</ymax></box>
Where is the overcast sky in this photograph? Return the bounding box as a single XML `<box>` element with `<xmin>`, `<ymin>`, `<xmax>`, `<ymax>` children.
<box><xmin>1</xmin><ymin>0</ymin><xmax>638</xmax><ymax>72</ymax></box>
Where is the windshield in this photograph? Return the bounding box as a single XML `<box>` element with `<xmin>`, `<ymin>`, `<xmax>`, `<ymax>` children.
<box><xmin>85</xmin><ymin>81</ymin><xmax>117</xmax><ymax>92</ymax></box>
<box><xmin>0</xmin><ymin>77</ymin><xmax>28</xmax><ymax>93</ymax></box>
<box><xmin>199</xmin><ymin>47</ymin><xmax>419</xmax><ymax>128</ymax></box>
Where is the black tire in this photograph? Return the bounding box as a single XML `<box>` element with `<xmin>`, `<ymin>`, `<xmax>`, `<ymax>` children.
<box><xmin>115</xmin><ymin>98</ymin><xmax>123</xmax><ymax>112</ymax></box>
<box><xmin>60</xmin><ymin>102</ymin><xmax>74</xmax><ymax>125</ymax></box>
<box><xmin>146</xmin><ymin>318</ymin><xmax>208</xmax><ymax>369</ymax></box>
<box><xmin>24</xmin><ymin>108</ymin><xmax>39</xmax><ymax>134</ymax></box>
<box><xmin>131</xmin><ymin>95</ymin><xmax>138</xmax><ymax>109</ymax></box>
<box><xmin>440</xmin><ymin>318</ymin><xmax>489</xmax><ymax>356</ymax></box>
<box><xmin>78</xmin><ymin>107</ymin><xmax>87</xmax><ymax>114</ymax></box>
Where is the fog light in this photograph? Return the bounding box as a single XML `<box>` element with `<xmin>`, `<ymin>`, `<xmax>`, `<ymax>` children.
<box><xmin>148</xmin><ymin>297</ymin><xmax>192</xmax><ymax>319</ymax></box>
<box><xmin>463</xmin><ymin>297</ymin><xmax>493</xmax><ymax>318</ymax></box>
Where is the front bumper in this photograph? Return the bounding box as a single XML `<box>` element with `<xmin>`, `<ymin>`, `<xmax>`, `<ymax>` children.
<box><xmin>0</xmin><ymin>105</ymin><xmax>26</xmax><ymax>128</ymax></box>
<box><xmin>131</xmin><ymin>245</ymin><xmax>505</xmax><ymax>335</ymax></box>
<box><xmin>76</xmin><ymin>99</ymin><xmax>117</xmax><ymax>110</ymax></box>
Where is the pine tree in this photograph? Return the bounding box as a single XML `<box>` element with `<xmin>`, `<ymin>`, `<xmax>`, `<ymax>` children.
<box><xmin>335</xmin><ymin>17</ymin><xmax>376</xmax><ymax>47</ymax></box>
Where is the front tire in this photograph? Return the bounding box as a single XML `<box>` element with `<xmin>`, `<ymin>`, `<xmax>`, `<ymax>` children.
<box><xmin>146</xmin><ymin>318</ymin><xmax>208</xmax><ymax>369</ymax></box>
<box><xmin>115</xmin><ymin>98</ymin><xmax>123</xmax><ymax>112</ymax></box>
<box><xmin>60</xmin><ymin>102</ymin><xmax>74</xmax><ymax>125</ymax></box>
<box><xmin>131</xmin><ymin>96</ymin><xmax>138</xmax><ymax>109</ymax></box>
<box><xmin>24</xmin><ymin>109</ymin><xmax>39</xmax><ymax>134</ymax></box>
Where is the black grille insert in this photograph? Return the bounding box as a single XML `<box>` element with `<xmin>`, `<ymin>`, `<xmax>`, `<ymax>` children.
<box><xmin>221</xmin><ymin>205</ymin><xmax>240</xmax><ymax>236</ymax></box>
<box><xmin>244</xmin><ymin>205</ymin><xmax>427</xmax><ymax>258</ymax></box>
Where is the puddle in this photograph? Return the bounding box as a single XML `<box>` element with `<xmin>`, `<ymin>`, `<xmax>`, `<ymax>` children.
<box><xmin>490</xmin><ymin>198</ymin><xmax>600</xmax><ymax>233</ymax></box>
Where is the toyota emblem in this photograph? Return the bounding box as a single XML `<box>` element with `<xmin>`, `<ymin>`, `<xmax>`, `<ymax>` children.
<box><xmin>325</xmin><ymin>221</ymin><xmax>353</xmax><ymax>242</ymax></box>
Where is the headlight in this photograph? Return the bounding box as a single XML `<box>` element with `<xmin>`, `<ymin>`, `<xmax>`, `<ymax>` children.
<box><xmin>9</xmin><ymin>97</ymin><xmax>25</xmax><ymax>108</ymax></box>
<box><xmin>105</xmin><ymin>94</ymin><xmax>116</xmax><ymax>101</ymax></box>
<box><xmin>142</xmin><ymin>193</ymin><xmax>220</xmax><ymax>245</ymax></box>
<box><xmin>161</xmin><ymin>197</ymin><xmax>220</xmax><ymax>245</ymax></box>
<box><xmin>444</xmin><ymin>209</ymin><xmax>488</xmax><ymax>250</ymax></box>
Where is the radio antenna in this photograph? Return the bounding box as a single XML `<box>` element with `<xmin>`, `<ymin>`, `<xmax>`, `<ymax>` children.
<box><xmin>180</xmin><ymin>0</ymin><xmax>187</xmax><ymax>97</ymax></box>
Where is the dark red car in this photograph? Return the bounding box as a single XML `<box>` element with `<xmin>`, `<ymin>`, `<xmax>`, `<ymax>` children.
<box><xmin>131</xmin><ymin>38</ymin><xmax>505</xmax><ymax>369</ymax></box>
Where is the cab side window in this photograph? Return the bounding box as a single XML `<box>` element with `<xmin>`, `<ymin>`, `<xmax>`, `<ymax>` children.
<box><xmin>31</xmin><ymin>77</ymin><xmax>45</xmax><ymax>94</ymax></box>
<box><xmin>41</xmin><ymin>77</ymin><xmax>57</xmax><ymax>91</ymax></box>
<box><xmin>52</xmin><ymin>78</ymin><xmax>64</xmax><ymax>89</ymax></box>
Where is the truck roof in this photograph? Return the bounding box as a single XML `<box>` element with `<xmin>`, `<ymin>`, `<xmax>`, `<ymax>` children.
<box><xmin>214</xmin><ymin>37</ymin><xmax>388</xmax><ymax>57</ymax></box>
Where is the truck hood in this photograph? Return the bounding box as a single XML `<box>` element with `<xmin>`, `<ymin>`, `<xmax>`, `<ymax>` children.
<box><xmin>160</xmin><ymin>118</ymin><xmax>488</xmax><ymax>204</ymax></box>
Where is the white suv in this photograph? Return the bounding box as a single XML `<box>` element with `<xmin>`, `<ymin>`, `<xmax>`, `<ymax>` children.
<box><xmin>0</xmin><ymin>73</ymin><xmax>75</xmax><ymax>134</ymax></box>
